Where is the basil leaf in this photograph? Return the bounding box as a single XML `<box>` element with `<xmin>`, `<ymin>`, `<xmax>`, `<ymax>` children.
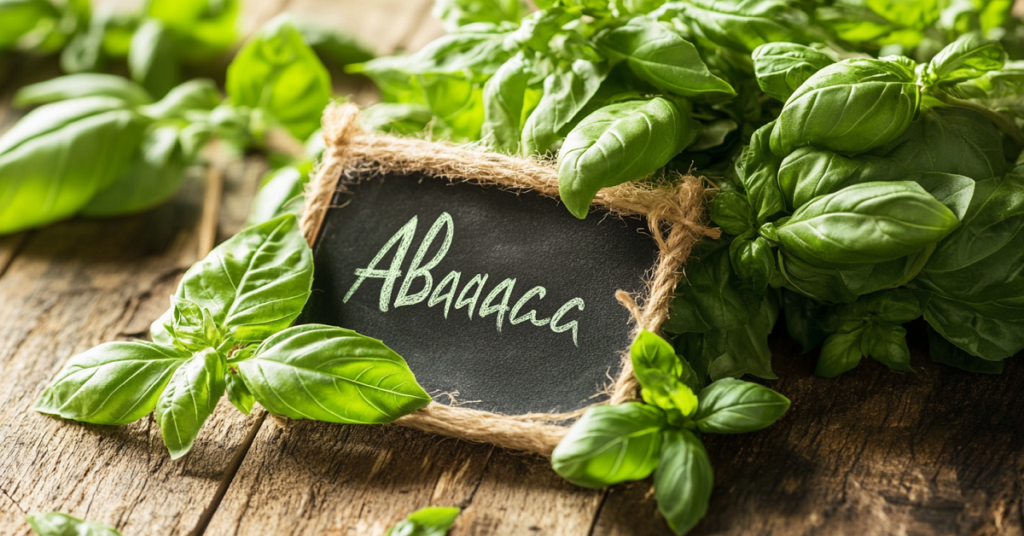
<box><xmin>672</xmin><ymin>0</ymin><xmax>810</xmax><ymax>53</ymax></box>
<box><xmin>860</xmin><ymin>324</ymin><xmax>913</xmax><ymax>373</ymax></box>
<box><xmin>0</xmin><ymin>97</ymin><xmax>149</xmax><ymax>234</ymax></box>
<box><xmin>247</xmin><ymin>166</ymin><xmax>308</xmax><ymax>226</ymax></box>
<box><xmin>781</xmin><ymin>289</ymin><xmax>835</xmax><ymax>353</ymax></box>
<box><xmin>551</xmin><ymin>402</ymin><xmax>665</xmax><ymax>488</ymax></box>
<box><xmin>752</xmin><ymin>42</ymin><xmax>835</xmax><ymax>102</ymax></box>
<box><xmin>226</xmin><ymin>16</ymin><xmax>332</xmax><ymax>141</ymax></box>
<box><xmin>914</xmin><ymin>176</ymin><xmax>1024</xmax><ymax>318</ymax></box>
<box><xmin>871</xmin><ymin>107</ymin><xmax>1006</xmax><ymax>181</ymax></box>
<box><xmin>557</xmin><ymin>97</ymin><xmax>699</xmax><ymax>219</ymax></box>
<box><xmin>26</xmin><ymin>512</ymin><xmax>122</xmax><ymax>536</ymax></box>
<box><xmin>225</xmin><ymin>371</ymin><xmax>255</xmax><ymax>414</ymax></box>
<box><xmin>0</xmin><ymin>0</ymin><xmax>56</xmax><ymax>49</ymax></box>
<box><xmin>237</xmin><ymin>324</ymin><xmax>431</xmax><ymax>423</ymax></box>
<box><xmin>433</xmin><ymin>0</ymin><xmax>525</xmax><ymax>32</ymax></box>
<box><xmin>729</xmin><ymin>235</ymin><xmax>775</xmax><ymax>296</ymax></box>
<box><xmin>693</xmin><ymin>378</ymin><xmax>789</xmax><ymax>434</ymax></box>
<box><xmin>736</xmin><ymin>121</ymin><xmax>785</xmax><ymax>225</ymax></box>
<box><xmin>360</xmin><ymin>103</ymin><xmax>435</xmax><ymax>135</ymax></box>
<box><xmin>704</xmin><ymin>292</ymin><xmax>778</xmax><ymax>381</ymax></box>
<box><xmin>775</xmin><ymin>181</ymin><xmax>960</xmax><ymax>266</ymax></box>
<box><xmin>654</xmin><ymin>429</ymin><xmax>713</xmax><ymax>536</ymax></box>
<box><xmin>770</xmin><ymin>58</ymin><xmax>920</xmax><ymax>156</ymax></box>
<box><xmin>128</xmin><ymin>19</ymin><xmax>180</xmax><ymax>99</ymax></box>
<box><xmin>146</xmin><ymin>0</ymin><xmax>239</xmax><ymax>60</ymax></box>
<box><xmin>923</xmin><ymin>294</ymin><xmax>1024</xmax><ymax>361</ymax></box>
<box><xmin>386</xmin><ymin>506</ymin><xmax>461</xmax><ymax>536</ymax></box>
<box><xmin>520</xmin><ymin>59</ymin><xmax>608</xmax><ymax>155</ymax></box>
<box><xmin>288</xmin><ymin>18</ymin><xmax>375</xmax><ymax>69</ymax></box>
<box><xmin>709</xmin><ymin>190</ymin><xmax>754</xmax><ymax>236</ymax></box>
<box><xmin>79</xmin><ymin>124</ymin><xmax>190</xmax><ymax>217</ymax></box>
<box><xmin>14</xmin><ymin>74</ymin><xmax>153</xmax><ymax>107</ymax></box>
<box><xmin>157</xmin><ymin>348</ymin><xmax>226</xmax><ymax>459</ymax></box>
<box><xmin>777</xmin><ymin>148</ymin><xmax>907</xmax><ymax>210</ymax></box>
<box><xmin>34</xmin><ymin>341</ymin><xmax>189</xmax><ymax>425</ymax></box>
<box><xmin>666</xmin><ymin>240</ymin><xmax>751</xmax><ymax>333</ymax></box>
<box><xmin>166</xmin><ymin>296</ymin><xmax>222</xmax><ymax>352</ymax></box>
<box><xmin>816</xmin><ymin>328</ymin><xmax>865</xmax><ymax>377</ymax></box>
<box><xmin>142</xmin><ymin>79</ymin><xmax>221</xmax><ymax>121</ymax></box>
<box><xmin>597</xmin><ymin>16</ymin><xmax>735</xmax><ymax>101</ymax></box>
<box><xmin>153</xmin><ymin>214</ymin><xmax>314</xmax><ymax>344</ymax></box>
<box><xmin>911</xmin><ymin>172</ymin><xmax>975</xmax><ymax>221</ymax></box>
<box><xmin>926</xmin><ymin>325</ymin><xmax>1003</xmax><ymax>374</ymax></box>
<box><xmin>922</xmin><ymin>33</ymin><xmax>1006</xmax><ymax>86</ymax></box>
<box><xmin>631</xmin><ymin>330</ymin><xmax>699</xmax><ymax>418</ymax></box>
<box><xmin>421</xmin><ymin>74</ymin><xmax>486</xmax><ymax>141</ymax></box>
<box><xmin>777</xmin><ymin>247</ymin><xmax>930</xmax><ymax>304</ymax></box>
<box><xmin>482</xmin><ymin>53</ymin><xmax>532</xmax><ymax>153</ymax></box>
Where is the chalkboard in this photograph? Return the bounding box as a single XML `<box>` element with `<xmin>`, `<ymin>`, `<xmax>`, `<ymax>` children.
<box><xmin>299</xmin><ymin>172</ymin><xmax>661</xmax><ymax>415</ymax></box>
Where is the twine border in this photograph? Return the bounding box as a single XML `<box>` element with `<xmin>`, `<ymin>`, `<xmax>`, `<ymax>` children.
<box><xmin>299</xmin><ymin>104</ymin><xmax>717</xmax><ymax>457</ymax></box>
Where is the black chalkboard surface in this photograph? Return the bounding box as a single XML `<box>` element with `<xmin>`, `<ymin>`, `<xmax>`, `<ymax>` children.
<box><xmin>299</xmin><ymin>172</ymin><xmax>660</xmax><ymax>415</ymax></box>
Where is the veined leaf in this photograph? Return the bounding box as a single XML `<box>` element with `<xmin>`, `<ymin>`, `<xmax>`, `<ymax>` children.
<box><xmin>156</xmin><ymin>348</ymin><xmax>226</xmax><ymax>459</ymax></box>
<box><xmin>654</xmin><ymin>429</ymin><xmax>713</xmax><ymax>536</ymax></box>
<box><xmin>694</xmin><ymin>378</ymin><xmax>789</xmax><ymax>434</ymax></box>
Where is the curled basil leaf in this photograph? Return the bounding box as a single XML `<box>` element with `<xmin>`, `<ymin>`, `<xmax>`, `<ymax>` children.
<box><xmin>770</xmin><ymin>58</ymin><xmax>920</xmax><ymax>156</ymax></box>
<box><xmin>921</xmin><ymin>33</ymin><xmax>1006</xmax><ymax>86</ymax></box>
<box><xmin>520</xmin><ymin>59</ymin><xmax>608</xmax><ymax>155</ymax></box>
<box><xmin>237</xmin><ymin>324</ymin><xmax>431</xmax><ymax>424</ymax></box>
<box><xmin>774</xmin><ymin>181</ymin><xmax>959</xmax><ymax>266</ymax></box>
<box><xmin>482</xmin><ymin>52</ymin><xmax>533</xmax><ymax>153</ymax></box>
<box><xmin>551</xmin><ymin>402</ymin><xmax>665</xmax><ymax>488</ymax></box>
<box><xmin>752</xmin><ymin>42</ymin><xmax>835</xmax><ymax>102</ymax></box>
<box><xmin>777</xmin><ymin>148</ymin><xmax>907</xmax><ymax>210</ymax></box>
<box><xmin>557</xmin><ymin>97</ymin><xmax>699</xmax><ymax>219</ymax></box>
<box><xmin>157</xmin><ymin>348</ymin><xmax>226</xmax><ymax>459</ymax></box>
<box><xmin>736</xmin><ymin>121</ymin><xmax>785</xmax><ymax>225</ymax></box>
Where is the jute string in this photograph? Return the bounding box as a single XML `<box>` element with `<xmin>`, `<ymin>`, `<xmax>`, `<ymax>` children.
<box><xmin>299</xmin><ymin>103</ymin><xmax>718</xmax><ymax>457</ymax></box>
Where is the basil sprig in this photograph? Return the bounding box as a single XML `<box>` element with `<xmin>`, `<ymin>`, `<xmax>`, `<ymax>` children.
<box><xmin>35</xmin><ymin>214</ymin><xmax>430</xmax><ymax>459</ymax></box>
<box><xmin>552</xmin><ymin>330</ymin><xmax>789</xmax><ymax>535</ymax></box>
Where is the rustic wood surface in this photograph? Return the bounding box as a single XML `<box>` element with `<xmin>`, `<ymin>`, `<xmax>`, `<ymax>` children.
<box><xmin>1</xmin><ymin>2</ymin><xmax>1023</xmax><ymax>535</ymax></box>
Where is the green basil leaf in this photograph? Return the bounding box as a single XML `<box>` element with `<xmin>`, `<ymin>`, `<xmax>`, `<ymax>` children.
<box><xmin>924</xmin><ymin>293</ymin><xmax>1024</xmax><ymax>361</ymax></box>
<box><xmin>673</xmin><ymin>0</ymin><xmax>811</xmax><ymax>53</ymax></box>
<box><xmin>777</xmin><ymin>247</ymin><xmax>930</xmax><ymax>304</ymax></box>
<box><xmin>710</xmin><ymin>191</ymin><xmax>754</xmax><ymax>236</ymax></box>
<box><xmin>694</xmin><ymin>378</ymin><xmax>789</xmax><ymax>434</ymax></box>
<box><xmin>0</xmin><ymin>0</ymin><xmax>56</xmax><ymax>49</ymax></box>
<box><xmin>752</xmin><ymin>42</ymin><xmax>835</xmax><ymax>102</ymax></box>
<box><xmin>631</xmin><ymin>330</ymin><xmax>699</xmax><ymax>417</ymax></box>
<box><xmin>735</xmin><ymin>122</ymin><xmax>785</xmax><ymax>225</ymax></box>
<box><xmin>225</xmin><ymin>371</ymin><xmax>254</xmax><ymax>414</ymax></box>
<box><xmin>777</xmin><ymin>148</ymin><xmax>907</xmax><ymax>210</ymax></box>
<box><xmin>871</xmin><ymin>107</ymin><xmax>1006</xmax><ymax>181</ymax></box>
<box><xmin>421</xmin><ymin>74</ymin><xmax>486</xmax><ymax>141</ymax></box>
<box><xmin>781</xmin><ymin>289</ymin><xmax>835</xmax><ymax>353</ymax></box>
<box><xmin>666</xmin><ymin>240</ymin><xmax>751</xmax><ymax>333</ymax></box>
<box><xmin>729</xmin><ymin>235</ymin><xmax>775</xmax><ymax>296</ymax></box>
<box><xmin>816</xmin><ymin>328</ymin><xmax>865</xmax><ymax>377</ymax></box>
<box><xmin>14</xmin><ymin>74</ymin><xmax>153</xmax><ymax>107</ymax></box>
<box><xmin>922</xmin><ymin>33</ymin><xmax>1006</xmax><ymax>86</ymax></box>
<box><xmin>79</xmin><ymin>124</ymin><xmax>190</xmax><ymax>217</ymax></box>
<box><xmin>861</xmin><ymin>324</ymin><xmax>913</xmax><ymax>373</ymax></box>
<box><xmin>926</xmin><ymin>325</ymin><xmax>1003</xmax><ymax>374</ymax></box>
<box><xmin>853</xmin><ymin>288</ymin><xmax>926</xmax><ymax>324</ymax></box>
<box><xmin>654</xmin><ymin>429</ymin><xmax>713</xmax><ymax>536</ymax></box>
<box><xmin>770</xmin><ymin>58</ymin><xmax>920</xmax><ymax>156</ymax></box>
<box><xmin>520</xmin><ymin>59</ymin><xmax>608</xmax><ymax>155</ymax></box>
<box><xmin>911</xmin><ymin>172</ymin><xmax>975</xmax><ymax>221</ymax></box>
<box><xmin>247</xmin><ymin>166</ymin><xmax>308</xmax><ymax>226</ymax></box>
<box><xmin>152</xmin><ymin>214</ymin><xmax>314</xmax><ymax>344</ymax></box>
<box><xmin>34</xmin><ymin>341</ymin><xmax>189</xmax><ymax>425</ymax></box>
<box><xmin>142</xmin><ymin>79</ymin><xmax>221</xmax><ymax>120</ymax></box>
<box><xmin>287</xmin><ymin>18</ymin><xmax>375</xmax><ymax>69</ymax></box>
<box><xmin>597</xmin><ymin>16</ymin><xmax>735</xmax><ymax>101</ymax></box>
<box><xmin>0</xmin><ymin>97</ymin><xmax>149</xmax><ymax>234</ymax></box>
<box><xmin>704</xmin><ymin>292</ymin><xmax>778</xmax><ymax>380</ymax></box>
<box><xmin>26</xmin><ymin>512</ymin><xmax>122</xmax><ymax>536</ymax></box>
<box><xmin>914</xmin><ymin>176</ymin><xmax>1024</xmax><ymax>318</ymax></box>
<box><xmin>156</xmin><ymin>347</ymin><xmax>226</xmax><ymax>459</ymax></box>
<box><xmin>386</xmin><ymin>506</ymin><xmax>461</xmax><ymax>536</ymax></box>
<box><xmin>433</xmin><ymin>0</ymin><xmax>525</xmax><ymax>32</ymax></box>
<box><xmin>551</xmin><ymin>402</ymin><xmax>665</xmax><ymax>488</ymax></box>
<box><xmin>146</xmin><ymin>0</ymin><xmax>239</xmax><ymax>60</ymax></box>
<box><xmin>128</xmin><ymin>19</ymin><xmax>180</xmax><ymax>99</ymax></box>
<box><xmin>953</xmin><ymin>62</ymin><xmax>1024</xmax><ymax>122</ymax></box>
<box><xmin>776</xmin><ymin>181</ymin><xmax>960</xmax><ymax>266</ymax></box>
<box><xmin>358</xmin><ymin>25</ymin><xmax>511</xmax><ymax>79</ymax></box>
<box><xmin>226</xmin><ymin>16</ymin><xmax>332</xmax><ymax>141</ymax></box>
<box><xmin>360</xmin><ymin>103</ymin><xmax>435</xmax><ymax>135</ymax></box>
<box><xmin>482</xmin><ymin>53</ymin><xmax>532</xmax><ymax>153</ymax></box>
<box><xmin>237</xmin><ymin>324</ymin><xmax>431</xmax><ymax>423</ymax></box>
<box><xmin>166</xmin><ymin>296</ymin><xmax>222</xmax><ymax>352</ymax></box>
<box><xmin>557</xmin><ymin>97</ymin><xmax>699</xmax><ymax>219</ymax></box>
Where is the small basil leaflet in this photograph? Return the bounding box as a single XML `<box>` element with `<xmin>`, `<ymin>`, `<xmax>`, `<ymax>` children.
<box><xmin>386</xmin><ymin>506</ymin><xmax>461</xmax><ymax>536</ymax></box>
<box><xmin>26</xmin><ymin>512</ymin><xmax>122</xmax><ymax>536</ymax></box>
<box><xmin>37</xmin><ymin>214</ymin><xmax>431</xmax><ymax>458</ymax></box>
<box><xmin>552</xmin><ymin>330</ymin><xmax>789</xmax><ymax>535</ymax></box>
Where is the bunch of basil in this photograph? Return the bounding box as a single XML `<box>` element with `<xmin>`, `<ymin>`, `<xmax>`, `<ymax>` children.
<box><xmin>0</xmin><ymin>13</ymin><xmax>354</xmax><ymax>235</ymax></box>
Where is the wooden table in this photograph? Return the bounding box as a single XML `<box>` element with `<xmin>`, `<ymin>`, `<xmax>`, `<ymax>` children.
<box><xmin>1</xmin><ymin>2</ymin><xmax>1022</xmax><ymax>535</ymax></box>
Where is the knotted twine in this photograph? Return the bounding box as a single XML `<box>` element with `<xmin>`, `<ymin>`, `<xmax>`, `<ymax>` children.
<box><xmin>299</xmin><ymin>103</ymin><xmax>719</xmax><ymax>457</ymax></box>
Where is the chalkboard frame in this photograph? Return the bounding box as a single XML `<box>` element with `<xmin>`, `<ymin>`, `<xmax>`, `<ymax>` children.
<box><xmin>298</xmin><ymin>104</ymin><xmax>713</xmax><ymax>456</ymax></box>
